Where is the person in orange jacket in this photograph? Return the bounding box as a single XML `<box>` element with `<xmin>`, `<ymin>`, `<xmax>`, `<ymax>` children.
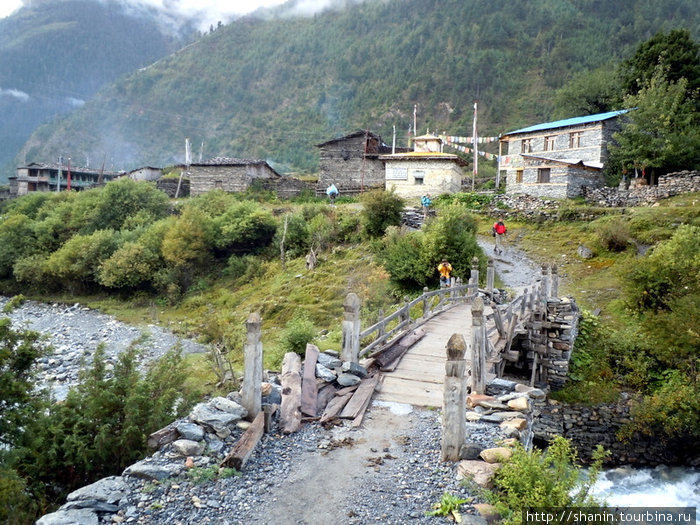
<box><xmin>437</xmin><ymin>258</ymin><xmax>453</xmax><ymax>288</ymax></box>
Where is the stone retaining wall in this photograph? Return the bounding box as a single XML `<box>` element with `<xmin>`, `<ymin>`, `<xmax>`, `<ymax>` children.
<box><xmin>532</xmin><ymin>395</ymin><xmax>698</xmax><ymax>466</ymax></box>
<box><xmin>581</xmin><ymin>170</ymin><xmax>699</xmax><ymax>207</ymax></box>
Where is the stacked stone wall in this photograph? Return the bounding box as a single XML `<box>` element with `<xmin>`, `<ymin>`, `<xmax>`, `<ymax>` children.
<box><xmin>581</xmin><ymin>170</ymin><xmax>700</xmax><ymax>206</ymax></box>
<box><xmin>156</xmin><ymin>178</ymin><xmax>189</xmax><ymax>198</ymax></box>
<box><xmin>533</xmin><ymin>396</ymin><xmax>698</xmax><ymax>466</ymax></box>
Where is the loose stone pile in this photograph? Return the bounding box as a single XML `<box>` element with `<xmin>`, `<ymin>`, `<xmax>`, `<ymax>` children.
<box><xmin>37</xmin><ymin>376</ymin><xmax>544</xmax><ymax>525</ymax></box>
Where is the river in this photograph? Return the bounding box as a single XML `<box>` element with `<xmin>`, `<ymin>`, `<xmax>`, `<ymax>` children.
<box><xmin>592</xmin><ymin>465</ymin><xmax>699</xmax><ymax>507</ymax></box>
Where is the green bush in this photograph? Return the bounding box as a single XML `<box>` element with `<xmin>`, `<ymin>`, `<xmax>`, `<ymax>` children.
<box><xmin>361</xmin><ymin>189</ymin><xmax>404</xmax><ymax>238</ymax></box>
<box><xmin>0</xmin><ymin>214</ymin><xmax>36</xmax><ymax>278</ymax></box>
<box><xmin>280</xmin><ymin>313</ymin><xmax>317</xmax><ymax>356</ymax></box>
<box><xmin>213</xmin><ymin>201</ymin><xmax>277</xmax><ymax>255</ymax></box>
<box><xmin>483</xmin><ymin>437</ymin><xmax>607</xmax><ymax>525</ymax></box>
<box><xmin>376</xmin><ymin>226</ymin><xmax>430</xmax><ymax>289</ymax></box>
<box><xmin>623</xmin><ymin>224</ymin><xmax>699</xmax><ymax>312</ymax></box>
<box><xmin>92</xmin><ymin>178</ymin><xmax>170</xmax><ymax>231</ymax></box>
<box><xmin>596</xmin><ymin>218</ymin><xmax>633</xmax><ymax>252</ymax></box>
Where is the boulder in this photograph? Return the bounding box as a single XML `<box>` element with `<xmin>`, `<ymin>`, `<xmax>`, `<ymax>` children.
<box><xmin>457</xmin><ymin>460</ymin><xmax>501</xmax><ymax>487</ymax></box>
<box><xmin>317</xmin><ymin>352</ymin><xmax>342</xmax><ymax>369</ymax></box>
<box><xmin>123</xmin><ymin>459</ymin><xmax>182</xmax><ymax>481</ymax></box>
<box><xmin>507</xmin><ymin>397</ymin><xmax>530</xmax><ymax>412</ymax></box>
<box><xmin>500</xmin><ymin>418</ymin><xmax>527</xmax><ymax>431</ymax></box>
<box><xmin>480</xmin><ymin>447</ymin><xmax>513</xmax><ymax>463</ymax></box>
<box><xmin>36</xmin><ymin>509</ymin><xmax>99</xmax><ymax>525</ymax></box>
<box><xmin>176</xmin><ymin>422</ymin><xmax>205</xmax><ymax>441</ymax></box>
<box><xmin>337</xmin><ymin>372</ymin><xmax>362</xmax><ymax>387</ymax></box>
<box><xmin>171</xmin><ymin>439</ymin><xmax>205</xmax><ymax>457</ymax></box>
<box><xmin>189</xmin><ymin>403</ymin><xmax>240</xmax><ymax>435</ymax></box>
<box><xmin>315</xmin><ymin>363</ymin><xmax>337</xmax><ymax>382</ymax></box>
<box><xmin>209</xmin><ymin>397</ymin><xmax>248</xmax><ymax>418</ymax></box>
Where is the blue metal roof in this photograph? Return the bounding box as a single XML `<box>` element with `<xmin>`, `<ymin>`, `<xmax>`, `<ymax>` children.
<box><xmin>503</xmin><ymin>109</ymin><xmax>629</xmax><ymax>136</ymax></box>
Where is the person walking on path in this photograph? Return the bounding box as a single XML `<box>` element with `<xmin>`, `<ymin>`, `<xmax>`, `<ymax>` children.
<box><xmin>437</xmin><ymin>258</ymin><xmax>453</xmax><ymax>288</ymax></box>
<box><xmin>421</xmin><ymin>194</ymin><xmax>432</xmax><ymax>219</ymax></box>
<box><xmin>492</xmin><ymin>218</ymin><xmax>507</xmax><ymax>254</ymax></box>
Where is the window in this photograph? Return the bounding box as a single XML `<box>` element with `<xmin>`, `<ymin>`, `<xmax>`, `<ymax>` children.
<box><xmin>214</xmin><ymin>180</ymin><xmax>224</xmax><ymax>189</ymax></box>
<box><xmin>569</xmin><ymin>131</ymin><xmax>582</xmax><ymax>148</ymax></box>
<box><xmin>521</xmin><ymin>139</ymin><xmax>532</xmax><ymax>153</ymax></box>
<box><xmin>544</xmin><ymin>135</ymin><xmax>556</xmax><ymax>151</ymax></box>
<box><xmin>516</xmin><ymin>169</ymin><xmax>523</xmax><ymax>183</ymax></box>
<box><xmin>413</xmin><ymin>170</ymin><xmax>425</xmax><ymax>185</ymax></box>
<box><xmin>537</xmin><ymin>168</ymin><xmax>551</xmax><ymax>183</ymax></box>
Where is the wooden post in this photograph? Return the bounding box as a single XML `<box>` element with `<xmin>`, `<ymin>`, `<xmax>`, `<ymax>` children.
<box><xmin>280</xmin><ymin>352</ymin><xmax>302</xmax><ymax>434</ymax></box>
<box><xmin>551</xmin><ymin>265</ymin><xmax>559</xmax><ymax>298</ymax></box>
<box><xmin>377</xmin><ymin>309</ymin><xmax>385</xmax><ymax>343</ymax></box>
<box><xmin>450</xmin><ymin>277</ymin><xmax>457</xmax><ymax>299</ymax></box>
<box><xmin>486</xmin><ymin>258</ymin><xmax>494</xmax><ymax>297</ymax></box>
<box><xmin>441</xmin><ymin>333</ymin><xmax>467</xmax><ymax>462</ymax></box>
<box><xmin>471</xmin><ymin>297</ymin><xmax>486</xmax><ymax>394</ymax></box>
<box><xmin>400</xmin><ymin>295</ymin><xmax>411</xmax><ymax>327</ymax></box>
<box><xmin>470</xmin><ymin>256</ymin><xmax>479</xmax><ymax>296</ymax></box>
<box><xmin>540</xmin><ymin>264</ymin><xmax>550</xmax><ymax>300</ymax></box>
<box><xmin>241</xmin><ymin>312</ymin><xmax>263</xmax><ymax>419</ymax></box>
<box><xmin>422</xmin><ymin>287</ymin><xmax>430</xmax><ymax>319</ymax></box>
<box><xmin>520</xmin><ymin>288</ymin><xmax>529</xmax><ymax>318</ymax></box>
<box><xmin>341</xmin><ymin>293</ymin><xmax>361</xmax><ymax>363</ymax></box>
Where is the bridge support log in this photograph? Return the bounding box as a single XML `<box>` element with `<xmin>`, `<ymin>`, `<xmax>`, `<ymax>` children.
<box><xmin>242</xmin><ymin>312</ymin><xmax>262</xmax><ymax>419</ymax></box>
<box><xmin>471</xmin><ymin>297</ymin><xmax>486</xmax><ymax>394</ymax></box>
<box><xmin>341</xmin><ymin>293</ymin><xmax>361</xmax><ymax>363</ymax></box>
<box><xmin>442</xmin><ymin>333</ymin><xmax>468</xmax><ymax>462</ymax></box>
<box><xmin>486</xmin><ymin>258</ymin><xmax>494</xmax><ymax>297</ymax></box>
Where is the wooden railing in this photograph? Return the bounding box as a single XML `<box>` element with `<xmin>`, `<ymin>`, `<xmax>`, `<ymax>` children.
<box><xmin>358</xmin><ymin>279</ymin><xmax>477</xmax><ymax>358</ymax></box>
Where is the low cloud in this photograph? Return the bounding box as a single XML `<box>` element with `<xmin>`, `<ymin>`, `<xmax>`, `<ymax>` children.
<box><xmin>66</xmin><ymin>97</ymin><xmax>85</xmax><ymax>107</ymax></box>
<box><xmin>0</xmin><ymin>87</ymin><xmax>30</xmax><ymax>102</ymax></box>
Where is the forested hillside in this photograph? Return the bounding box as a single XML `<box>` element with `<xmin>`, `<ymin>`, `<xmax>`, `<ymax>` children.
<box><xmin>0</xmin><ymin>0</ymin><xmax>197</xmax><ymax>182</ymax></box>
<box><xmin>15</xmin><ymin>0</ymin><xmax>700</xmax><ymax>175</ymax></box>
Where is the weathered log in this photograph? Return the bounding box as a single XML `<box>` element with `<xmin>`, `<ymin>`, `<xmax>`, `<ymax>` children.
<box><xmin>320</xmin><ymin>392</ymin><xmax>353</xmax><ymax>423</ymax></box>
<box><xmin>220</xmin><ymin>411</ymin><xmax>265</xmax><ymax>470</ymax></box>
<box><xmin>280</xmin><ymin>352</ymin><xmax>302</xmax><ymax>434</ymax></box>
<box><xmin>340</xmin><ymin>375</ymin><xmax>379</xmax><ymax>419</ymax></box>
<box><xmin>147</xmin><ymin>425</ymin><xmax>178</xmax><ymax>450</ymax></box>
<box><xmin>301</xmin><ymin>344</ymin><xmax>320</xmax><ymax>417</ymax></box>
<box><xmin>316</xmin><ymin>383</ymin><xmax>338</xmax><ymax>415</ymax></box>
<box><xmin>442</xmin><ymin>333</ymin><xmax>468</xmax><ymax>462</ymax></box>
<box><xmin>374</xmin><ymin>328</ymin><xmax>426</xmax><ymax>371</ymax></box>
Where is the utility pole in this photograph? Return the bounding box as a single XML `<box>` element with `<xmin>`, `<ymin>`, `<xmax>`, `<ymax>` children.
<box><xmin>472</xmin><ymin>102</ymin><xmax>478</xmax><ymax>192</ymax></box>
<box><xmin>66</xmin><ymin>157</ymin><xmax>72</xmax><ymax>191</ymax></box>
<box><xmin>392</xmin><ymin>125</ymin><xmax>396</xmax><ymax>154</ymax></box>
<box><xmin>413</xmin><ymin>104</ymin><xmax>417</xmax><ymax>144</ymax></box>
<box><xmin>56</xmin><ymin>156</ymin><xmax>62</xmax><ymax>192</ymax></box>
<box><xmin>175</xmin><ymin>138</ymin><xmax>190</xmax><ymax>199</ymax></box>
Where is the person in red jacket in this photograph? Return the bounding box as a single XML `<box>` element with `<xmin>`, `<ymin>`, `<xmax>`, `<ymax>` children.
<box><xmin>492</xmin><ymin>218</ymin><xmax>507</xmax><ymax>254</ymax></box>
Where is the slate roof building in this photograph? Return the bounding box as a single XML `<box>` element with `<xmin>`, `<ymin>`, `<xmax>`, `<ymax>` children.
<box><xmin>498</xmin><ymin>109</ymin><xmax>628</xmax><ymax>198</ymax></box>
<box><xmin>315</xmin><ymin>130</ymin><xmax>409</xmax><ymax>196</ymax></box>
<box><xmin>187</xmin><ymin>157</ymin><xmax>281</xmax><ymax>197</ymax></box>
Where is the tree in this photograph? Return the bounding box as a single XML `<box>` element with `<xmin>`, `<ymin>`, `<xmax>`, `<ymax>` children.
<box><xmin>92</xmin><ymin>178</ymin><xmax>170</xmax><ymax>232</ymax></box>
<box><xmin>607</xmin><ymin>65</ymin><xmax>700</xmax><ymax>180</ymax></box>
<box><xmin>553</xmin><ymin>66</ymin><xmax>623</xmax><ymax>118</ymax></box>
<box><xmin>620</xmin><ymin>29</ymin><xmax>700</xmax><ymax>98</ymax></box>
<box><xmin>0</xmin><ymin>319</ymin><xmax>45</xmax><ymax>449</ymax></box>
<box><xmin>361</xmin><ymin>189</ymin><xmax>404</xmax><ymax>238</ymax></box>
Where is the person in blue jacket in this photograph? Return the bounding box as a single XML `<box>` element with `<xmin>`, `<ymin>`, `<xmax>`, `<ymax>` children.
<box><xmin>326</xmin><ymin>184</ymin><xmax>339</xmax><ymax>205</ymax></box>
<box><xmin>421</xmin><ymin>194</ymin><xmax>432</xmax><ymax>219</ymax></box>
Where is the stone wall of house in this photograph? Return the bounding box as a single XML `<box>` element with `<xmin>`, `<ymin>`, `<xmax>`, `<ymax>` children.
<box><xmin>260</xmin><ymin>177</ymin><xmax>314</xmax><ymax>199</ymax></box>
<box><xmin>189</xmin><ymin>165</ymin><xmax>248</xmax><ymax>196</ymax></box>
<box><xmin>385</xmin><ymin>159</ymin><xmax>463</xmax><ymax>199</ymax></box>
<box><xmin>582</xmin><ymin>170</ymin><xmax>700</xmax><ymax>206</ymax></box>
<box><xmin>533</xmin><ymin>395</ymin><xmax>697</xmax><ymax>466</ymax></box>
<box><xmin>317</xmin><ymin>134</ymin><xmax>386</xmax><ymax>195</ymax></box>
<box><xmin>156</xmin><ymin>178</ymin><xmax>189</xmax><ymax>198</ymax></box>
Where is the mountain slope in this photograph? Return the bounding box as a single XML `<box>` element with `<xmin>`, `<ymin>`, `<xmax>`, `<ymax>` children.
<box><xmin>14</xmin><ymin>0</ymin><xmax>700</xmax><ymax>175</ymax></box>
<box><xmin>0</xmin><ymin>0</ymin><xmax>197</xmax><ymax>182</ymax></box>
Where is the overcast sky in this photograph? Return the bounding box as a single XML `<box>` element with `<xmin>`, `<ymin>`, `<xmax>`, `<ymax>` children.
<box><xmin>0</xmin><ymin>1</ymin><xmax>328</xmax><ymax>28</ymax></box>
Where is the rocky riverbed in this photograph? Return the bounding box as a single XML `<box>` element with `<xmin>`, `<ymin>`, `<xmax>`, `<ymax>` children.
<box><xmin>0</xmin><ymin>297</ymin><xmax>208</xmax><ymax>401</ymax></box>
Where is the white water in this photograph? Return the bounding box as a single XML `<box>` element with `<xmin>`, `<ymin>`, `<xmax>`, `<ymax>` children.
<box><xmin>591</xmin><ymin>465</ymin><xmax>700</xmax><ymax>507</ymax></box>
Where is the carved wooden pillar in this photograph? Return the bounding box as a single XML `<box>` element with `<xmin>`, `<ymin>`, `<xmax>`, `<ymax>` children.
<box><xmin>441</xmin><ymin>333</ymin><xmax>467</xmax><ymax>462</ymax></box>
<box><xmin>242</xmin><ymin>312</ymin><xmax>263</xmax><ymax>418</ymax></box>
<box><xmin>471</xmin><ymin>297</ymin><xmax>486</xmax><ymax>394</ymax></box>
<box><xmin>486</xmin><ymin>258</ymin><xmax>495</xmax><ymax>297</ymax></box>
<box><xmin>341</xmin><ymin>293</ymin><xmax>361</xmax><ymax>363</ymax></box>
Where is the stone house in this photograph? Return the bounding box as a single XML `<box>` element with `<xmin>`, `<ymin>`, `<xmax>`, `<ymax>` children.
<box><xmin>380</xmin><ymin>134</ymin><xmax>466</xmax><ymax>200</ymax></box>
<box><xmin>188</xmin><ymin>157</ymin><xmax>281</xmax><ymax>197</ymax></box>
<box><xmin>315</xmin><ymin>130</ymin><xmax>409</xmax><ymax>196</ymax></box>
<box><xmin>10</xmin><ymin>162</ymin><xmax>121</xmax><ymax>197</ymax></box>
<box><xmin>498</xmin><ymin>109</ymin><xmax>628</xmax><ymax>198</ymax></box>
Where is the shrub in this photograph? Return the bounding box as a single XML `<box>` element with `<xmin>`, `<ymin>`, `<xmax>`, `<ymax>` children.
<box><xmin>596</xmin><ymin>218</ymin><xmax>632</xmax><ymax>252</ymax></box>
<box><xmin>483</xmin><ymin>437</ymin><xmax>607</xmax><ymax>525</ymax></box>
<box><xmin>0</xmin><ymin>214</ymin><xmax>36</xmax><ymax>278</ymax></box>
<box><xmin>376</xmin><ymin>226</ymin><xmax>430</xmax><ymax>289</ymax></box>
<box><xmin>213</xmin><ymin>201</ymin><xmax>277</xmax><ymax>255</ymax></box>
<box><xmin>280</xmin><ymin>313</ymin><xmax>316</xmax><ymax>356</ymax></box>
<box><xmin>623</xmin><ymin>224</ymin><xmax>699</xmax><ymax>312</ymax></box>
<box><xmin>361</xmin><ymin>189</ymin><xmax>404</xmax><ymax>238</ymax></box>
<box><xmin>92</xmin><ymin>178</ymin><xmax>170</xmax><ymax>231</ymax></box>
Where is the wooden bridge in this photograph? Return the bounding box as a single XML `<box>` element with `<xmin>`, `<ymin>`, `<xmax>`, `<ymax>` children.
<box><xmin>338</xmin><ymin>259</ymin><xmax>573</xmax><ymax>408</ymax></box>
